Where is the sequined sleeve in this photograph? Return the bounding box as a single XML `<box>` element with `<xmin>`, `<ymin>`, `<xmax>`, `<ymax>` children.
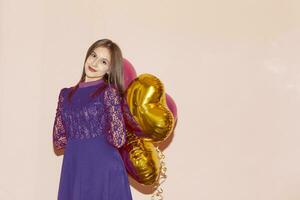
<box><xmin>53</xmin><ymin>88</ymin><xmax>68</xmax><ymax>150</ymax></box>
<box><xmin>104</xmin><ymin>86</ymin><xmax>126</xmax><ymax>148</ymax></box>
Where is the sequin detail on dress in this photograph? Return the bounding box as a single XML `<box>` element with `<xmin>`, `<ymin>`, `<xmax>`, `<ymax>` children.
<box><xmin>104</xmin><ymin>86</ymin><xmax>126</xmax><ymax>148</ymax></box>
<box><xmin>62</xmin><ymin>99</ymin><xmax>107</xmax><ymax>140</ymax></box>
<box><xmin>53</xmin><ymin>88</ymin><xmax>68</xmax><ymax>150</ymax></box>
<box><xmin>53</xmin><ymin>84</ymin><xmax>127</xmax><ymax>148</ymax></box>
<box><xmin>59</xmin><ymin>87</ymin><xmax>108</xmax><ymax>141</ymax></box>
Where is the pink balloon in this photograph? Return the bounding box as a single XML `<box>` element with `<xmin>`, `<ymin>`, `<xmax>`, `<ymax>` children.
<box><xmin>123</xmin><ymin>58</ymin><xmax>137</xmax><ymax>89</ymax></box>
<box><xmin>166</xmin><ymin>93</ymin><xmax>177</xmax><ymax>121</ymax></box>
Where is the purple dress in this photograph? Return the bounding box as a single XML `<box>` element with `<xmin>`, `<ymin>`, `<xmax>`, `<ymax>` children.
<box><xmin>52</xmin><ymin>78</ymin><xmax>133</xmax><ymax>200</ymax></box>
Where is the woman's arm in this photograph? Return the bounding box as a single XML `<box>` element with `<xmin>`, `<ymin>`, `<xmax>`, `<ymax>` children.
<box><xmin>53</xmin><ymin>88</ymin><xmax>68</xmax><ymax>150</ymax></box>
<box><xmin>104</xmin><ymin>86</ymin><xmax>126</xmax><ymax>148</ymax></box>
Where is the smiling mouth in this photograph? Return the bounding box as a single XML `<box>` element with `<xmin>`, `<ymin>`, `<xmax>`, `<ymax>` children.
<box><xmin>88</xmin><ymin>66</ymin><xmax>97</xmax><ymax>72</ymax></box>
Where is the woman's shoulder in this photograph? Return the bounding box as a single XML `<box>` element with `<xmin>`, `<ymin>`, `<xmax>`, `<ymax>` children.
<box><xmin>60</xmin><ymin>87</ymin><xmax>70</xmax><ymax>93</ymax></box>
<box><xmin>103</xmin><ymin>84</ymin><xmax>122</xmax><ymax>97</ymax></box>
<box><xmin>58</xmin><ymin>86</ymin><xmax>73</xmax><ymax>98</ymax></box>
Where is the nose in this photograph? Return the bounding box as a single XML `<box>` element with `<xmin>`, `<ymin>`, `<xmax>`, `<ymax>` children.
<box><xmin>92</xmin><ymin>58</ymin><xmax>101</xmax><ymax>66</ymax></box>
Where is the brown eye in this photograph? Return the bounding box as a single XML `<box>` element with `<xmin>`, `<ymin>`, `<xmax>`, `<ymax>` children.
<box><xmin>103</xmin><ymin>61</ymin><xmax>107</xmax><ymax>65</ymax></box>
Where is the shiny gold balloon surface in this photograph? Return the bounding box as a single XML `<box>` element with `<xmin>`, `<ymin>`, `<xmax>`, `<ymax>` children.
<box><xmin>120</xmin><ymin>130</ymin><xmax>161</xmax><ymax>185</ymax></box>
<box><xmin>125</xmin><ymin>74</ymin><xmax>175</xmax><ymax>142</ymax></box>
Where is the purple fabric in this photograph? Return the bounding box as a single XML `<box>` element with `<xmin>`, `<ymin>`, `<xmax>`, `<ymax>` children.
<box><xmin>53</xmin><ymin>79</ymin><xmax>133</xmax><ymax>200</ymax></box>
<box><xmin>78</xmin><ymin>78</ymin><xmax>104</xmax><ymax>88</ymax></box>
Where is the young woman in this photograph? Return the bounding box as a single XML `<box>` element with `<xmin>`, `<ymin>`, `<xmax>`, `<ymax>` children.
<box><xmin>53</xmin><ymin>39</ymin><xmax>133</xmax><ymax>200</ymax></box>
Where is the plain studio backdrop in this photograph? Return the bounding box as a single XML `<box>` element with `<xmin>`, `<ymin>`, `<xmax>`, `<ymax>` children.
<box><xmin>1</xmin><ymin>0</ymin><xmax>300</xmax><ymax>199</ymax></box>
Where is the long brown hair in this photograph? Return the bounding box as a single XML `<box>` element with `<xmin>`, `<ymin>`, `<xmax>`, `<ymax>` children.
<box><xmin>67</xmin><ymin>39</ymin><xmax>125</xmax><ymax>103</ymax></box>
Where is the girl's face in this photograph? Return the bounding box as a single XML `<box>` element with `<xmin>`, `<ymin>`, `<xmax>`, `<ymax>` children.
<box><xmin>84</xmin><ymin>46</ymin><xmax>111</xmax><ymax>80</ymax></box>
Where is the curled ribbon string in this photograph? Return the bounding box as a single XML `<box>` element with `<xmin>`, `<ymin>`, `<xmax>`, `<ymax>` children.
<box><xmin>151</xmin><ymin>147</ymin><xmax>167</xmax><ymax>200</ymax></box>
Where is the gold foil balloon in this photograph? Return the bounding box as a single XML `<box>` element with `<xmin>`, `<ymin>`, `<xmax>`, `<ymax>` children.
<box><xmin>119</xmin><ymin>130</ymin><xmax>161</xmax><ymax>185</ymax></box>
<box><xmin>125</xmin><ymin>74</ymin><xmax>175</xmax><ymax>143</ymax></box>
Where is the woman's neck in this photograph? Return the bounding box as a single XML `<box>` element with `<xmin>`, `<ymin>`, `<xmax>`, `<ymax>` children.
<box><xmin>84</xmin><ymin>76</ymin><xmax>104</xmax><ymax>83</ymax></box>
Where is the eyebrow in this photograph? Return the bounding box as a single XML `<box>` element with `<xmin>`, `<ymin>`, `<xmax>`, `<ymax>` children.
<box><xmin>92</xmin><ymin>51</ymin><xmax>110</xmax><ymax>63</ymax></box>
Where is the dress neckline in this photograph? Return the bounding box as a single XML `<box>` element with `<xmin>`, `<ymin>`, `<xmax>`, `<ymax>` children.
<box><xmin>79</xmin><ymin>78</ymin><xmax>105</xmax><ymax>88</ymax></box>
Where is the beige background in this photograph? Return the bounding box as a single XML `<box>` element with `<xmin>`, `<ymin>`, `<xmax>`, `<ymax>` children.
<box><xmin>1</xmin><ymin>0</ymin><xmax>300</xmax><ymax>199</ymax></box>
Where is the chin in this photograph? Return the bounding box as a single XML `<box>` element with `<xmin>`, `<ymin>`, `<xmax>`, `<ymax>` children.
<box><xmin>85</xmin><ymin>69</ymin><xmax>94</xmax><ymax>76</ymax></box>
